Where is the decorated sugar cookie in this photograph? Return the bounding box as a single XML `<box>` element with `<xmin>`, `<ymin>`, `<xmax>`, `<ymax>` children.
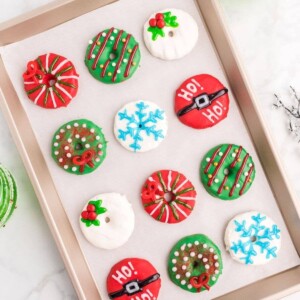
<box><xmin>23</xmin><ymin>53</ymin><xmax>79</xmax><ymax>109</ymax></box>
<box><xmin>85</xmin><ymin>28</ymin><xmax>141</xmax><ymax>84</ymax></box>
<box><xmin>0</xmin><ymin>165</ymin><xmax>17</xmax><ymax>227</ymax></box>
<box><xmin>107</xmin><ymin>258</ymin><xmax>161</xmax><ymax>299</ymax></box>
<box><xmin>144</xmin><ymin>9</ymin><xmax>198</xmax><ymax>60</ymax></box>
<box><xmin>168</xmin><ymin>234</ymin><xmax>223</xmax><ymax>293</ymax></box>
<box><xmin>175</xmin><ymin>74</ymin><xmax>229</xmax><ymax>129</ymax></box>
<box><xmin>114</xmin><ymin>101</ymin><xmax>168</xmax><ymax>152</ymax></box>
<box><xmin>141</xmin><ymin>170</ymin><xmax>196</xmax><ymax>223</ymax></box>
<box><xmin>51</xmin><ymin>119</ymin><xmax>107</xmax><ymax>175</ymax></box>
<box><xmin>225</xmin><ymin>211</ymin><xmax>281</xmax><ymax>265</ymax></box>
<box><xmin>80</xmin><ymin>193</ymin><xmax>134</xmax><ymax>249</ymax></box>
<box><xmin>200</xmin><ymin>144</ymin><xmax>255</xmax><ymax>200</ymax></box>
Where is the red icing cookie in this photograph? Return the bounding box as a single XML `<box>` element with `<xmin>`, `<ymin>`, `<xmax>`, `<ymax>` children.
<box><xmin>174</xmin><ymin>74</ymin><xmax>229</xmax><ymax>129</ymax></box>
<box><xmin>141</xmin><ymin>170</ymin><xmax>196</xmax><ymax>224</ymax></box>
<box><xmin>106</xmin><ymin>258</ymin><xmax>161</xmax><ymax>300</ymax></box>
<box><xmin>23</xmin><ymin>53</ymin><xmax>79</xmax><ymax>109</ymax></box>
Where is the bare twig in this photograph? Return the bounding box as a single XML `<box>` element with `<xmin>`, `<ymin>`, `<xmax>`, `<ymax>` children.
<box><xmin>273</xmin><ymin>86</ymin><xmax>300</xmax><ymax>143</ymax></box>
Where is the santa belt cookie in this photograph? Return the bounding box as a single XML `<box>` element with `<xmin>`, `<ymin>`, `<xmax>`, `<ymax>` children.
<box><xmin>109</xmin><ymin>273</ymin><xmax>160</xmax><ymax>299</ymax></box>
<box><xmin>107</xmin><ymin>258</ymin><xmax>161</xmax><ymax>300</ymax></box>
<box><xmin>177</xmin><ymin>88</ymin><xmax>228</xmax><ymax>117</ymax></box>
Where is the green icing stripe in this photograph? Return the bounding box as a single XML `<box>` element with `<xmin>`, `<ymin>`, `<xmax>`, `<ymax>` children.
<box><xmin>143</xmin><ymin>200</ymin><xmax>161</xmax><ymax>207</ymax></box>
<box><xmin>58</xmin><ymin>80</ymin><xmax>77</xmax><ymax>89</ymax></box>
<box><xmin>52</xmin><ymin>86</ymin><xmax>66</xmax><ymax>104</ymax></box>
<box><xmin>169</xmin><ymin>202</ymin><xmax>179</xmax><ymax>220</ymax></box>
<box><xmin>26</xmin><ymin>84</ymin><xmax>45</xmax><ymax>95</ymax></box>
<box><xmin>171</xmin><ymin>173</ymin><xmax>180</xmax><ymax>191</ymax></box>
<box><xmin>175</xmin><ymin>187</ymin><xmax>194</xmax><ymax>196</ymax></box>
<box><xmin>36</xmin><ymin>57</ymin><xmax>46</xmax><ymax>73</ymax></box>
<box><xmin>174</xmin><ymin>199</ymin><xmax>193</xmax><ymax>210</ymax></box>
<box><xmin>157</xmin><ymin>171</ymin><xmax>167</xmax><ymax>192</ymax></box>
<box><xmin>55</xmin><ymin>66</ymin><xmax>73</xmax><ymax>77</ymax></box>
<box><xmin>157</xmin><ymin>203</ymin><xmax>166</xmax><ymax>221</ymax></box>
<box><xmin>43</xmin><ymin>88</ymin><xmax>50</xmax><ymax>106</ymax></box>
<box><xmin>49</xmin><ymin>56</ymin><xmax>60</xmax><ymax>73</ymax></box>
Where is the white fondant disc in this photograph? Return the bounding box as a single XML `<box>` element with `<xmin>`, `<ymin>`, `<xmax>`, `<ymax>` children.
<box><xmin>224</xmin><ymin>211</ymin><xmax>281</xmax><ymax>265</ymax></box>
<box><xmin>79</xmin><ymin>193</ymin><xmax>135</xmax><ymax>249</ymax></box>
<box><xmin>114</xmin><ymin>100</ymin><xmax>168</xmax><ymax>152</ymax></box>
<box><xmin>143</xmin><ymin>8</ymin><xmax>198</xmax><ymax>60</ymax></box>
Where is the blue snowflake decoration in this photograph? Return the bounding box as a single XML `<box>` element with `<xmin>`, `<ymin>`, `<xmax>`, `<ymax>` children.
<box><xmin>230</xmin><ymin>213</ymin><xmax>281</xmax><ymax>265</ymax></box>
<box><xmin>116</xmin><ymin>101</ymin><xmax>166</xmax><ymax>152</ymax></box>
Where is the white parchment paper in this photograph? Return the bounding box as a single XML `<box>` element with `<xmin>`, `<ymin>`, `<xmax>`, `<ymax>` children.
<box><xmin>1</xmin><ymin>0</ymin><xmax>299</xmax><ymax>299</ymax></box>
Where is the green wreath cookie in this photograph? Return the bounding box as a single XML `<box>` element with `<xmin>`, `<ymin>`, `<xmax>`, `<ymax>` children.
<box><xmin>168</xmin><ymin>234</ymin><xmax>223</xmax><ymax>293</ymax></box>
<box><xmin>85</xmin><ymin>28</ymin><xmax>141</xmax><ymax>84</ymax></box>
<box><xmin>51</xmin><ymin>119</ymin><xmax>107</xmax><ymax>175</ymax></box>
<box><xmin>200</xmin><ymin>144</ymin><xmax>256</xmax><ymax>200</ymax></box>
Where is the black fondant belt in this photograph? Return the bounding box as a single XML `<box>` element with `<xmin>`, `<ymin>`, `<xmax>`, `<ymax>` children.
<box><xmin>108</xmin><ymin>273</ymin><xmax>160</xmax><ymax>299</ymax></box>
<box><xmin>177</xmin><ymin>88</ymin><xmax>228</xmax><ymax>117</ymax></box>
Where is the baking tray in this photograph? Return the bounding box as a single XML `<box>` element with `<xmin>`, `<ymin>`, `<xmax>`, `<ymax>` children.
<box><xmin>0</xmin><ymin>0</ymin><xmax>299</xmax><ymax>299</ymax></box>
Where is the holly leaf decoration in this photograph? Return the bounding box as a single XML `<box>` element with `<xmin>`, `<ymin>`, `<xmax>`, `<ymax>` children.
<box><xmin>89</xmin><ymin>199</ymin><xmax>107</xmax><ymax>215</ymax></box>
<box><xmin>148</xmin><ymin>27</ymin><xmax>165</xmax><ymax>41</ymax></box>
<box><xmin>163</xmin><ymin>12</ymin><xmax>179</xmax><ymax>28</ymax></box>
<box><xmin>81</xmin><ymin>218</ymin><xmax>100</xmax><ymax>227</ymax></box>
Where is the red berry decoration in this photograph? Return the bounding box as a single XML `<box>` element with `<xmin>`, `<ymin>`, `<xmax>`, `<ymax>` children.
<box><xmin>81</xmin><ymin>211</ymin><xmax>89</xmax><ymax>219</ymax></box>
<box><xmin>87</xmin><ymin>204</ymin><xmax>95</xmax><ymax>212</ymax></box>
<box><xmin>149</xmin><ymin>18</ymin><xmax>157</xmax><ymax>27</ymax></box>
<box><xmin>156</xmin><ymin>20</ymin><xmax>165</xmax><ymax>29</ymax></box>
<box><xmin>155</xmin><ymin>13</ymin><xmax>164</xmax><ymax>20</ymax></box>
<box><xmin>81</xmin><ymin>200</ymin><xmax>107</xmax><ymax>227</ymax></box>
<box><xmin>88</xmin><ymin>212</ymin><xmax>97</xmax><ymax>220</ymax></box>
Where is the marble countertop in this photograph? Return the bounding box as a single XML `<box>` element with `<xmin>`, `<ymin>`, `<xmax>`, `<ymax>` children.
<box><xmin>0</xmin><ymin>0</ymin><xmax>299</xmax><ymax>299</ymax></box>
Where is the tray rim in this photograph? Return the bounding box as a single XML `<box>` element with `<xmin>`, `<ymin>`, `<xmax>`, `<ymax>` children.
<box><xmin>0</xmin><ymin>0</ymin><xmax>299</xmax><ymax>299</ymax></box>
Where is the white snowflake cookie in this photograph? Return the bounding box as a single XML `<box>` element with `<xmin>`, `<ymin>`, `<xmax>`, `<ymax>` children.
<box><xmin>143</xmin><ymin>8</ymin><xmax>198</xmax><ymax>60</ymax></box>
<box><xmin>79</xmin><ymin>193</ymin><xmax>135</xmax><ymax>249</ymax></box>
<box><xmin>114</xmin><ymin>100</ymin><xmax>168</xmax><ymax>152</ymax></box>
<box><xmin>224</xmin><ymin>211</ymin><xmax>281</xmax><ymax>265</ymax></box>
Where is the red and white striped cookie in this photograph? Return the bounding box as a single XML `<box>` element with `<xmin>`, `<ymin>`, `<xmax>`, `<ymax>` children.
<box><xmin>141</xmin><ymin>170</ymin><xmax>196</xmax><ymax>224</ymax></box>
<box><xmin>23</xmin><ymin>53</ymin><xmax>79</xmax><ymax>109</ymax></box>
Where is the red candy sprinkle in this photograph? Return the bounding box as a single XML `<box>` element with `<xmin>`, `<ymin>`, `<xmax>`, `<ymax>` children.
<box><xmin>149</xmin><ymin>18</ymin><xmax>157</xmax><ymax>27</ymax></box>
<box><xmin>81</xmin><ymin>211</ymin><xmax>89</xmax><ymax>219</ymax></box>
<box><xmin>88</xmin><ymin>212</ymin><xmax>97</xmax><ymax>220</ymax></box>
<box><xmin>156</xmin><ymin>20</ymin><xmax>165</xmax><ymax>29</ymax></box>
<box><xmin>87</xmin><ymin>204</ymin><xmax>95</xmax><ymax>212</ymax></box>
<box><xmin>155</xmin><ymin>13</ymin><xmax>164</xmax><ymax>20</ymax></box>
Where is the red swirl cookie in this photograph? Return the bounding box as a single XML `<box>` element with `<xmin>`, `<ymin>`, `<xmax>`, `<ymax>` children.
<box><xmin>141</xmin><ymin>170</ymin><xmax>196</xmax><ymax>224</ymax></box>
<box><xmin>107</xmin><ymin>258</ymin><xmax>161</xmax><ymax>300</ymax></box>
<box><xmin>23</xmin><ymin>53</ymin><xmax>79</xmax><ymax>109</ymax></box>
<box><xmin>174</xmin><ymin>74</ymin><xmax>229</xmax><ymax>129</ymax></box>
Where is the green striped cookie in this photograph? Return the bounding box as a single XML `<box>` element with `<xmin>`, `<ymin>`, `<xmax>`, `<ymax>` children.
<box><xmin>0</xmin><ymin>165</ymin><xmax>17</xmax><ymax>227</ymax></box>
<box><xmin>85</xmin><ymin>27</ymin><xmax>141</xmax><ymax>84</ymax></box>
<box><xmin>200</xmin><ymin>144</ymin><xmax>256</xmax><ymax>200</ymax></box>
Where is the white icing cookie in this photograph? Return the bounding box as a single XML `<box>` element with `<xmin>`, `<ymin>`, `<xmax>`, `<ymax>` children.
<box><xmin>114</xmin><ymin>100</ymin><xmax>168</xmax><ymax>152</ymax></box>
<box><xmin>143</xmin><ymin>8</ymin><xmax>198</xmax><ymax>60</ymax></box>
<box><xmin>79</xmin><ymin>193</ymin><xmax>134</xmax><ymax>249</ymax></box>
<box><xmin>224</xmin><ymin>211</ymin><xmax>281</xmax><ymax>265</ymax></box>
